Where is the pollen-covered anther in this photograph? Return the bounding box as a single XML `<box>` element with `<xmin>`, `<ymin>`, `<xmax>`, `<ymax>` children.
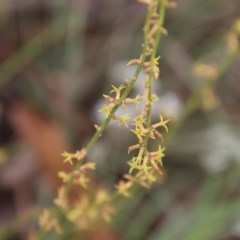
<box><xmin>153</xmin><ymin>129</ymin><xmax>165</xmax><ymax>142</ymax></box>
<box><xmin>128</xmin><ymin>143</ymin><xmax>141</xmax><ymax>154</ymax></box>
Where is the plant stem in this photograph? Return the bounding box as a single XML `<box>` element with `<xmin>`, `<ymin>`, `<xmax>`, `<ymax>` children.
<box><xmin>144</xmin><ymin>0</ymin><xmax>166</xmax><ymax>148</ymax></box>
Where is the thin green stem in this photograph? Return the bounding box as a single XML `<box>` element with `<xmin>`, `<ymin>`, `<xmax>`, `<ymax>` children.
<box><xmin>144</xmin><ymin>0</ymin><xmax>166</xmax><ymax>148</ymax></box>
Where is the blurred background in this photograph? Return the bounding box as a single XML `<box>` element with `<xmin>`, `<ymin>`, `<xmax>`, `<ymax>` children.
<box><xmin>0</xmin><ymin>0</ymin><xmax>240</xmax><ymax>239</ymax></box>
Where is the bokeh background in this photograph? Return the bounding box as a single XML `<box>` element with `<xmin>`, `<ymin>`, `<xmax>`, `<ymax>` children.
<box><xmin>0</xmin><ymin>0</ymin><xmax>240</xmax><ymax>239</ymax></box>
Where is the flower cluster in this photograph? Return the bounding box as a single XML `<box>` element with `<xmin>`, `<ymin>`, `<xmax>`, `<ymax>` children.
<box><xmin>53</xmin><ymin>155</ymin><xmax>115</xmax><ymax>230</ymax></box>
<box><xmin>115</xmin><ymin>0</ymin><xmax>170</xmax><ymax>196</ymax></box>
<box><xmin>39</xmin><ymin>209</ymin><xmax>62</xmax><ymax>234</ymax></box>
<box><xmin>61</xmin><ymin>148</ymin><xmax>87</xmax><ymax>165</ymax></box>
<box><xmin>39</xmin><ymin>0</ymin><xmax>172</xmax><ymax>236</ymax></box>
<box><xmin>116</xmin><ymin>115</ymin><xmax>168</xmax><ymax>197</ymax></box>
<box><xmin>65</xmin><ymin>189</ymin><xmax>115</xmax><ymax>229</ymax></box>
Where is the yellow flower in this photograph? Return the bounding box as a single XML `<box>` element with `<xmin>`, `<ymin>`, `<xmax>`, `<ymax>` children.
<box><xmin>116</xmin><ymin>180</ymin><xmax>133</xmax><ymax>197</ymax></box>
<box><xmin>58</xmin><ymin>171</ymin><xmax>71</xmax><ymax>183</ymax></box>
<box><xmin>62</xmin><ymin>151</ymin><xmax>74</xmax><ymax>165</ymax></box>
<box><xmin>113</xmin><ymin>114</ymin><xmax>130</xmax><ymax>127</ymax></box>
<box><xmin>110</xmin><ymin>84</ymin><xmax>126</xmax><ymax>99</ymax></box>
<box><xmin>67</xmin><ymin>208</ymin><xmax>80</xmax><ymax>222</ymax></box>
<box><xmin>152</xmin><ymin>115</ymin><xmax>169</xmax><ymax>132</ymax></box>
<box><xmin>39</xmin><ymin>209</ymin><xmax>62</xmax><ymax>233</ymax></box>
<box><xmin>95</xmin><ymin>190</ymin><xmax>109</xmax><ymax>205</ymax></box>
<box><xmin>80</xmin><ymin>162</ymin><xmax>96</xmax><ymax>171</ymax></box>
<box><xmin>98</xmin><ymin>103</ymin><xmax>114</xmax><ymax>117</ymax></box>
<box><xmin>149</xmin><ymin>146</ymin><xmax>165</xmax><ymax>164</ymax></box>
<box><xmin>128</xmin><ymin>159</ymin><xmax>142</xmax><ymax>173</ymax></box>
<box><xmin>131</xmin><ymin>125</ymin><xmax>148</xmax><ymax>142</ymax></box>
<box><xmin>76</xmin><ymin>174</ymin><xmax>89</xmax><ymax>189</ymax></box>
<box><xmin>54</xmin><ymin>187</ymin><xmax>68</xmax><ymax>209</ymax></box>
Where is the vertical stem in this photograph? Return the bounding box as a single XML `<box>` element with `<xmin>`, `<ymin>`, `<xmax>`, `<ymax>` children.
<box><xmin>143</xmin><ymin>0</ymin><xmax>166</xmax><ymax>149</ymax></box>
